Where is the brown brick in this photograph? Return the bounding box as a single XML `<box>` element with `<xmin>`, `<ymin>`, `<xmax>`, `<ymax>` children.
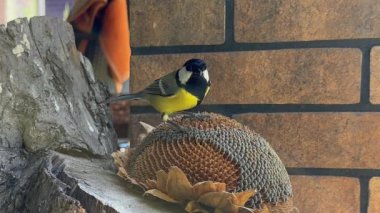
<box><xmin>370</xmin><ymin>47</ymin><xmax>380</xmax><ymax>103</ymax></box>
<box><xmin>291</xmin><ymin>176</ymin><xmax>360</xmax><ymax>213</ymax></box>
<box><xmin>129</xmin><ymin>0</ymin><xmax>225</xmax><ymax>46</ymax></box>
<box><xmin>234</xmin><ymin>112</ymin><xmax>380</xmax><ymax>168</ymax></box>
<box><xmin>235</xmin><ymin>0</ymin><xmax>380</xmax><ymax>42</ymax></box>
<box><xmin>131</xmin><ymin>49</ymin><xmax>361</xmax><ymax>104</ymax></box>
<box><xmin>369</xmin><ymin>177</ymin><xmax>380</xmax><ymax>213</ymax></box>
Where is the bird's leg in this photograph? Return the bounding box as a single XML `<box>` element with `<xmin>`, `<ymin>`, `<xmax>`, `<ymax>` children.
<box><xmin>162</xmin><ymin>114</ymin><xmax>170</xmax><ymax>122</ymax></box>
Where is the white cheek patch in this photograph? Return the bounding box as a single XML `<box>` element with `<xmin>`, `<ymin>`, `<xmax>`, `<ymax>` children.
<box><xmin>203</xmin><ymin>69</ymin><xmax>210</xmax><ymax>82</ymax></box>
<box><xmin>178</xmin><ymin>67</ymin><xmax>192</xmax><ymax>84</ymax></box>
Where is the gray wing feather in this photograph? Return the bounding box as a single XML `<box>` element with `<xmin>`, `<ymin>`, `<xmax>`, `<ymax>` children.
<box><xmin>143</xmin><ymin>71</ymin><xmax>179</xmax><ymax>96</ymax></box>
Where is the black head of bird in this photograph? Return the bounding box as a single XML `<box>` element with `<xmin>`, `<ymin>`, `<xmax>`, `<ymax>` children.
<box><xmin>184</xmin><ymin>58</ymin><xmax>207</xmax><ymax>73</ymax></box>
<box><xmin>178</xmin><ymin>59</ymin><xmax>209</xmax><ymax>86</ymax></box>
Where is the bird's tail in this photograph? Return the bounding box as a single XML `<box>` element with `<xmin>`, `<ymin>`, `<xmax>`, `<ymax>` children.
<box><xmin>105</xmin><ymin>92</ymin><xmax>144</xmax><ymax>103</ymax></box>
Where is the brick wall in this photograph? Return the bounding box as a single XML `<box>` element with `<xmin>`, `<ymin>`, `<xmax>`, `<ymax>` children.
<box><xmin>127</xmin><ymin>0</ymin><xmax>380</xmax><ymax>212</ymax></box>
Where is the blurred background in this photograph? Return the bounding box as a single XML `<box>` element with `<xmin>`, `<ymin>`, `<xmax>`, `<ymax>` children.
<box><xmin>0</xmin><ymin>0</ymin><xmax>74</xmax><ymax>22</ymax></box>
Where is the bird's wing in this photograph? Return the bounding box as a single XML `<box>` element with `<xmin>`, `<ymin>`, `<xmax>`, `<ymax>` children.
<box><xmin>143</xmin><ymin>71</ymin><xmax>180</xmax><ymax>96</ymax></box>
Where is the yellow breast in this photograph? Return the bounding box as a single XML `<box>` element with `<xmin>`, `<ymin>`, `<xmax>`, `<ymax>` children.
<box><xmin>147</xmin><ymin>88</ymin><xmax>200</xmax><ymax>115</ymax></box>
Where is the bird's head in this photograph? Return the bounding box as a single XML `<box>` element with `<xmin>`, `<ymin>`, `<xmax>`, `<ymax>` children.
<box><xmin>178</xmin><ymin>58</ymin><xmax>209</xmax><ymax>85</ymax></box>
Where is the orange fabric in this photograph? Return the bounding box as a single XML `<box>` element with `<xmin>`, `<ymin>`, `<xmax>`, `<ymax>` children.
<box><xmin>68</xmin><ymin>0</ymin><xmax>131</xmax><ymax>93</ymax></box>
<box><xmin>99</xmin><ymin>0</ymin><xmax>131</xmax><ymax>93</ymax></box>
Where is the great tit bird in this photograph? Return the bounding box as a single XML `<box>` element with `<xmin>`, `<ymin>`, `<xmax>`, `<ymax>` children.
<box><xmin>107</xmin><ymin>59</ymin><xmax>210</xmax><ymax>122</ymax></box>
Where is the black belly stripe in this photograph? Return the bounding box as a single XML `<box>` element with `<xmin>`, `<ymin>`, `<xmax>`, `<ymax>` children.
<box><xmin>185</xmin><ymin>77</ymin><xmax>209</xmax><ymax>102</ymax></box>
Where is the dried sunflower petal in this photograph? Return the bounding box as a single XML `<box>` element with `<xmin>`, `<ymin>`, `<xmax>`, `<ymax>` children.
<box><xmin>166</xmin><ymin>166</ymin><xmax>193</xmax><ymax>201</ymax></box>
<box><xmin>144</xmin><ymin>189</ymin><xmax>180</xmax><ymax>203</ymax></box>
<box><xmin>234</xmin><ymin>190</ymin><xmax>256</xmax><ymax>206</ymax></box>
<box><xmin>192</xmin><ymin>181</ymin><xmax>226</xmax><ymax>199</ymax></box>
<box><xmin>185</xmin><ymin>201</ymin><xmax>209</xmax><ymax>213</ymax></box>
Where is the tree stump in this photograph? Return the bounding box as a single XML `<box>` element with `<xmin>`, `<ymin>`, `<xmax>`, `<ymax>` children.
<box><xmin>0</xmin><ymin>17</ymin><xmax>178</xmax><ymax>213</ymax></box>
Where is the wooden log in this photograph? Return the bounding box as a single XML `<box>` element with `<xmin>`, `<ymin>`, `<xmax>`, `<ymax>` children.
<box><xmin>0</xmin><ymin>15</ymin><xmax>118</xmax><ymax>211</ymax></box>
